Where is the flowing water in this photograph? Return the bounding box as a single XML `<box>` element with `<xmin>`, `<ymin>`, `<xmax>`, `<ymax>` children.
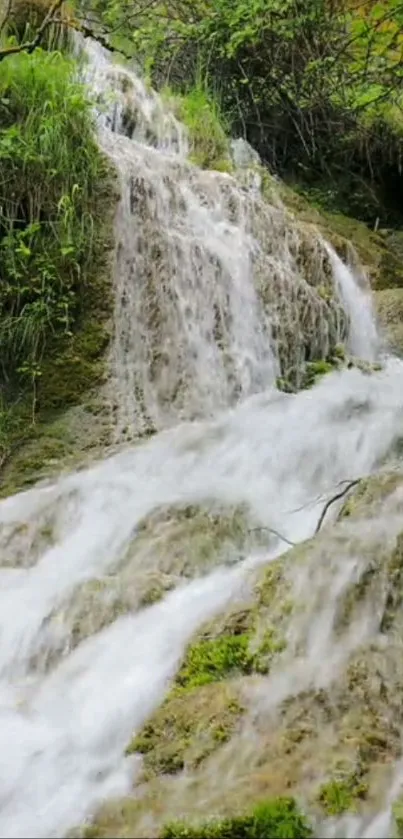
<box><xmin>1</xmin><ymin>38</ymin><xmax>403</xmax><ymax>838</ymax></box>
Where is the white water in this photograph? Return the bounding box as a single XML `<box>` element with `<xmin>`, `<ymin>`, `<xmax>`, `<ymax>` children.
<box><xmin>0</xmin><ymin>38</ymin><xmax>401</xmax><ymax>839</ymax></box>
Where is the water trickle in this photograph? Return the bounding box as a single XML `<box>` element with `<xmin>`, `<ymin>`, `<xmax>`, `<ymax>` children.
<box><xmin>0</xmin><ymin>37</ymin><xmax>401</xmax><ymax>839</ymax></box>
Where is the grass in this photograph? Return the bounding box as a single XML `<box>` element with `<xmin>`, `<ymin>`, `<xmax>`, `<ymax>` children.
<box><xmin>161</xmin><ymin>798</ymin><xmax>313</xmax><ymax>838</ymax></box>
<box><xmin>163</xmin><ymin>83</ymin><xmax>232</xmax><ymax>172</ymax></box>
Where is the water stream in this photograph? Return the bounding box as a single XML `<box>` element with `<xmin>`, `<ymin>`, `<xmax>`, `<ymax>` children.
<box><xmin>0</xmin><ymin>38</ymin><xmax>402</xmax><ymax>838</ymax></box>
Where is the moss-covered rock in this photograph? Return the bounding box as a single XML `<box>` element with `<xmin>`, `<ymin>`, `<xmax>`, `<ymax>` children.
<box><xmin>161</xmin><ymin>797</ymin><xmax>313</xmax><ymax>838</ymax></box>
<box><xmin>39</xmin><ymin>502</ymin><xmax>270</xmax><ymax>661</ymax></box>
<box><xmin>126</xmin><ymin>682</ymin><xmax>244</xmax><ymax>779</ymax></box>
<box><xmin>261</xmin><ymin>173</ymin><xmax>403</xmax><ymax>292</ymax></box>
<box><xmin>78</xmin><ymin>474</ymin><xmax>403</xmax><ymax>838</ymax></box>
<box><xmin>375</xmin><ymin>288</ymin><xmax>403</xmax><ymax>355</ymax></box>
<box><xmin>338</xmin><ymin>471</ymin><xmax>403</xmax><ymax>521</ymax></box>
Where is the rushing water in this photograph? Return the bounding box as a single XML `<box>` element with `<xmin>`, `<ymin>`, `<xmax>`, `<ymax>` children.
<box><xmin>0</xmin><ymin>38</ymin><xmax>402</xmax><ymax>839</ymax></box>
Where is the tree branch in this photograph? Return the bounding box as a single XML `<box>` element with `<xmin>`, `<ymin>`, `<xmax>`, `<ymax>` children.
<box><xmin>0</xmin><ymin>0</ymin><xmax>67</xmax><ymax>62</ymax></box>
<box><xmin>248</xmin><ymin>526</ymin><xmax>295</xmax><ymax>548</ymax></box>
<box><xmin>315</xmin><ymin>478</ymin><xmax>360</xmax><ymax>534</ymax></box>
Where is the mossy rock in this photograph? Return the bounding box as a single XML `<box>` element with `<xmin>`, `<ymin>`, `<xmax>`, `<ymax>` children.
<box><xmin>0</xmin><ymin>400</ymin><xmax>113</xmax><ymax>498</ymax></box>
<box><xmin>126</xmin><ymin>682</ymin><xmax>244</xmax><ymax>779</ymax></box>
<box><xmin>39</xmin><ymin>503</ymin><xmax>269</xmax><ymax>660</ymax></box>
<box><xmin>338</xmin><ymin>471</ymin><xmax>403</xmax><ymax>521</ymax></box>
<box><xmin>77</xmin><ymin>503</ymin><xmax>403</xmax><ymax>838</ymax></box>
<box><xmin>262</xmin><ymin>175</ymin><xmax>403</xmax><ymax>291</ymax></box>
<box><xmin>80</xmin><ymin>796</ymin><xmax>312</xmax><ymax>839</ymax></box>
<box><xmin>375</xmin><ymin>288</ymin><xmax>403</xmax><ymax>355</ymax></box>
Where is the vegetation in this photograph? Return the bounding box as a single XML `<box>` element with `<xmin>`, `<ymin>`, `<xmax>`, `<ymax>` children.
<box><xmin>161</xmin><ymin>798</ymin><xmax>313</xmax><ymax>839</ymax></box>
<box><xmin>80</xmin><ymin>0</ymin><xmax>403</xmax><ymax>226</ymax></box>
<box><xmin>125</xmin><ymin>682</ymin><xmax>244</xmax><ymax>776</ymax></box>
<box><xmin>0</xmin><ymin>6</ymin><xmax>115</xmax><ymax>479</ymax></box>
<box><xmin>318</xmin><ymin>772</ymin><xmax>368</xmax><ymax>815</ymax></box>
<box><xmin>163</xmin><ymin>83</ymin><xmax>232</xmax><ymax>171</ymax></box>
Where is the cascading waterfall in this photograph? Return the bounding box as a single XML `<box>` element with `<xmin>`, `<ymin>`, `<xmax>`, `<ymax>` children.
<box><xmin>81</xmin><ymin>39</ymin><xmax>377</xmax><ymax>440</ymax></box>
<box><xmin>0</xmin><ymin>37</ymin><xmax>401</xmax><ymax>839</ymax></box>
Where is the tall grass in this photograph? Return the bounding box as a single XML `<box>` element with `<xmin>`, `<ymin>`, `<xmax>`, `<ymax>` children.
<box><xmin>163</xmin><ymin>80</ymin><xmax>232</xmax><ymax>171</ymax></box>
<box><xmin>0</xmin><ymin>47</ymin><xmax>110</xmax><ymax>389</ymax></box>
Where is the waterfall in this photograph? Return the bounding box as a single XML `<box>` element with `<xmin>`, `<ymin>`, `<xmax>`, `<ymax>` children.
<box><xmin>0</xmin><ymin>38</ymin><xmax>401</xmax><ymax>839</ymax></box>
<box><xmin>81</xmin><ymin>39</ymin><xmax>377</xmax><ymax>440</ymax></box>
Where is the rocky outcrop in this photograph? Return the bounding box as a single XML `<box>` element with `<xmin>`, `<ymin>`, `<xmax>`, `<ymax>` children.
<box><xmin>76</xmin><ymin>469</ymin><xmax>403</xmax><ymax>838</ymax></box>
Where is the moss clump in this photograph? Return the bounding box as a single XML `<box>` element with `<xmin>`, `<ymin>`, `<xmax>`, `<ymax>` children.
<box><xmin>125</xmin><ymin>682</ymin><xmax>244</xmax><ymax>777</ymax></box>
<box><xmin>174</xmin><ymin>635</ymin><xmax>256</xmax><ymax>691</ymax></box>
<box><xmin>161</xmin><ymin>798</ymin><xmax>313</xmax><ymax>839</ymax></box>
<box><xmin>301</xmin><ymin>360</ymin><xmax>335</xmax><ymax>389</ymax></box>
<box><xmin>173</xmin><ymin>621</ymin><xmax>286</xmax><ymax>694</ymax></box>
<box><xmin>318</xmin><ymin>772</ymin><xmax>368</xmax><ymax>815</ymax></box>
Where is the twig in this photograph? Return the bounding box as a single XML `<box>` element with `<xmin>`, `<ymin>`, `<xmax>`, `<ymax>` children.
<box><xmin>315</xmin><ymin>478</ymin><xmax>360</xmax><ymax>534</ymax></box>
<box><xmin>287</xmin><ymin>478</ymin><xmax>360</xmax><ymax>514</ymax></box>
<box><xmin>248</xmin><ymin>526</ymin><xmax>295</xmax><ymax>548</ymax></box>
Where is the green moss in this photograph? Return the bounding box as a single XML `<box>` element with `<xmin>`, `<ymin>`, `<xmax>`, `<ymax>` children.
<box><xmin>174</xmin><ymin>634</ymin><xmax>254</xmax><ymax>692</ymax></box>
<box><xmin>161</xmin><ymin>798</ymin><xmax>313</xmax><ymax>839</ymax></box>
<box><xmin>173</xmin><ymin>621</ymin><xmax>286</xmax><ymax>693</ymax></box>
<box><xmin>125</xmin><ymin>682</ymin><xmax>244</xmax><ymax>777</ymax></box>
<box><xmin>301</xmin><ymin>360</ymin><xmax>335</xmax><ymax>389</ymax></box>
<box><xmin>318</xmin><ymin>772</ymin><xmax>368</xmax><ymax>815</ymax></box>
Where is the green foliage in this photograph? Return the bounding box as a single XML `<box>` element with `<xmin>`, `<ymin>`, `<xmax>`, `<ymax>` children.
<box><xmin>318</xmin><ymin>772</ymin><xmax>368</xmax><ymax>816</ymax></box>
<box><xmin>92</xmin><ymin>0</ymin><xmax>403</xmax><ymax>225</ymax></box>
<box><xmin>161</xmin><ymin>798</ymin><xmax>313</xmax><ymax>838</ymax></box>
<box><xmin>0</xmin><ymin>47</ymin><xmax>112</xmax><ymax>413</ymax></box>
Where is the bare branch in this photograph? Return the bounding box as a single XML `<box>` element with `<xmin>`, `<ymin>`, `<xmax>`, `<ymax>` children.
<box><xmin>248</xmin><ymin>526</ymin><xmax>295</xmax><ymax>548</ymax></box>
<box><xmin>315</xmin><ymin>478</ymin><xmax>360</xmax><ymax>534</ymax></box>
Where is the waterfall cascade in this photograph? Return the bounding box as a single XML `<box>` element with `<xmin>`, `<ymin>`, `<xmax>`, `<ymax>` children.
<box><xmin>0</xmin><ymin>38</ymin><xmax>402</xmax><ymax>839</ymax></box>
